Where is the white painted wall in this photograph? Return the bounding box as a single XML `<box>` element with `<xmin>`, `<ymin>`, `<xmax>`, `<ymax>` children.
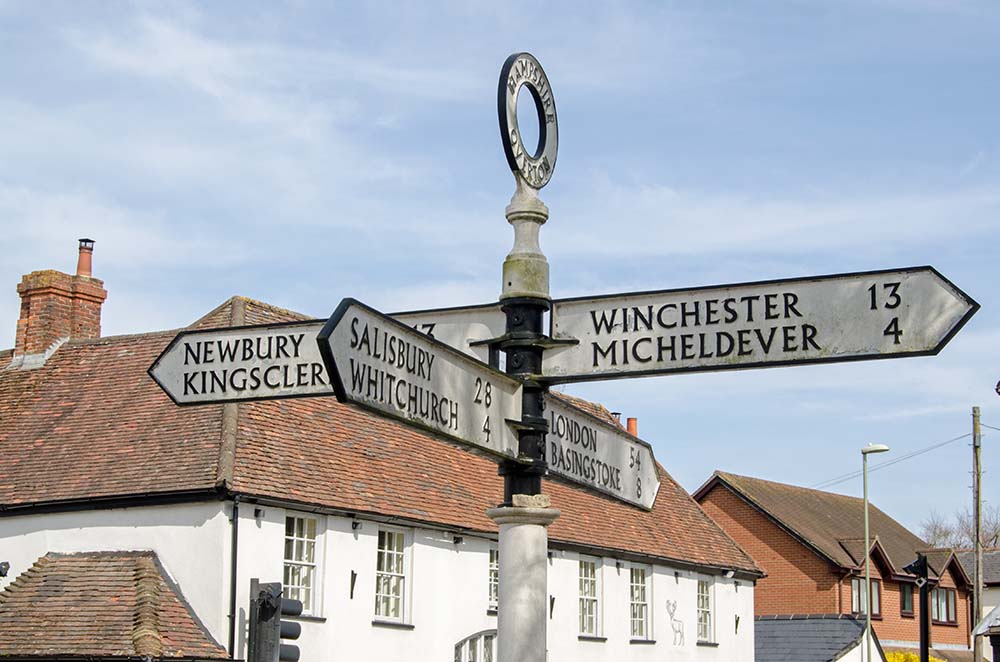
<box><xmin>0</xmin><ymin>501</ymin><xmax>232</xmax><ymax>641</ymax></box>
<box><xmin>236</xmin><ymin>505</ymin><xmax>756</xmax><ymax>661</ymax></box>
<box><xmin>0</xmin><ymin>500</ymin><xmax>757</xmax><ymax>662</ymax></box>
<box><xmin>980</xmin><ymin>586</ymin><xmax>1000</xmax><ymax>661</ymax></box>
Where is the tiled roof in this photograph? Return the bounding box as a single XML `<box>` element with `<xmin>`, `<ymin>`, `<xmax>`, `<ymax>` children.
<box><xmin>191</xmin><ymin>295</ymin><xmax>313</xmax><ymax>328</ymax></box>
<box><xmin>696</xmin><ymin>471</ymin><xmax>961</xmax><ymax>580</ymax></box>
<box><xmin>0</xmin><ymin>551</ymin><xmax>229</xmax><ymax>659</ymax></box>
<box><xmin>0</xmin><ymin>299</ymin><xmax>760</xmax><ymax>575</ymax></box>
<box><xmin>755</xmin><ymin>614</ymin><xmax>878</xmax><ymax>662</ymax></box>
<box><xmin>957</xmin><ymin>549</ymin><xmax>1000</xmax><ymax>586</ymax></box>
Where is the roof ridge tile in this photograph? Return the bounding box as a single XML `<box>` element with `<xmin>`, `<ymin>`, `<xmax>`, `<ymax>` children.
<box><xmin>132</xmin><ymin>555</ymin><xmax>164</xmax><ymax>657</ymax></box>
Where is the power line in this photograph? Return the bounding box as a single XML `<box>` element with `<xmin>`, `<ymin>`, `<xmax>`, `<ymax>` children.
<box><xmin>810</xmin><ymin>433</ymin><xmax>973</xmax><ymax>490</ymax></box>
<box><xmin>983</xmin><ymin>423</ymin><xmax>1000</xmax><ymax>433</ymax></box>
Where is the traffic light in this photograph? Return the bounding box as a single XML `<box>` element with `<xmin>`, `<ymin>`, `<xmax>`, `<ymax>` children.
<box><xmin>248</xmin><ymin>579</ymin><xmax>302</xmax><ymax>662</ymax></box>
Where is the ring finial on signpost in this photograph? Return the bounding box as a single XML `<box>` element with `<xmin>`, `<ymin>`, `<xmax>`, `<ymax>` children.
<box><xmin>498</xmin><ymin>52</ymin><xmax>558</xmax><ymax>191</ymax></box>
<box><xmin>498</xmin><ymin>52</ymin><xmax>556</xmax><ymax>301</ymax></box>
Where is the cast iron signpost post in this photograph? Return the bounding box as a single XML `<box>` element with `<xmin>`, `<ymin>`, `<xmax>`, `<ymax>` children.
<box><xmin>148</xmin><ymin>52</ymin><xmax>981</xmax><ymax>662</ymax></box>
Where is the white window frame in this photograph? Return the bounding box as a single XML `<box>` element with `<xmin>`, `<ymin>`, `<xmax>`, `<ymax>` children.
<box><xmin>851</xmin><ymin>577</ymin><xmax>881</xmax><ymax>616</ymax></box>
<box><xmin>629</xmin><ymin>564</ymin><xmax>652</xmax><ymax>640</ymax></box>
<box><xmin>578</xmin><ymin>556</ymin><xmax>603</xmax><ymax>636</ymax></box>
<box><xmin>283</xmin><ymin>513</ymin><xmax>322</xmax><ymax>616</ymax></box>
<box><xmin>488</xmin><ymin>546</ymin><xmax>499</xmax><ymax>612</ymax></box>
<box><xmin>697</xmin><ymin>575</ymin><xmax>715</xmax><ymax>643</ymax></box>
<box><xmin>375</xmin><ymin>527</ymin><xmax>412</xmax><ymax>623</ymax></box>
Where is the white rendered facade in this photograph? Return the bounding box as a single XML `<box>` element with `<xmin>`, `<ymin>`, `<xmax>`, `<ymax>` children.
<box><xmin>0</xmin><ymin>498</ymin><xmax>756</xmax><ymax>661</ymax></box>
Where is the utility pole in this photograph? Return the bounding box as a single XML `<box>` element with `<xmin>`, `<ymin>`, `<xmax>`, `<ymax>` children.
<box><xmin>974</xmin><ymin>405</ymin><xmax>983</xmax><ymax>662</ymax></box>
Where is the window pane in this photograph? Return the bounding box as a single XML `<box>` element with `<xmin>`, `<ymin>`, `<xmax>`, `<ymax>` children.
<box><xmin>484</xmin><ymin>634</ymin><xmax>494</xmax><ymax>662</ymax></box>
<box><xmin>948</xmin><ymin>590</ymin><xmax>956</xmax><ymax>622</ymax></box>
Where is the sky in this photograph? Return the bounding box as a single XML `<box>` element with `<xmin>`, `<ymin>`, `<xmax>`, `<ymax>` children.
<box><xmin>1</xmin><ymin>1</ymin><xmax>998</xmax><ymax>535</ymax></box>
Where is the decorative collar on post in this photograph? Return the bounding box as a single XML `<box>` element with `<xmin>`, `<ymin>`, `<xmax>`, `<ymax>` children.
<box><xmin>498</xmin><ymin>52</ymin><xmax>558</xmax><ymax>301</ymax></box>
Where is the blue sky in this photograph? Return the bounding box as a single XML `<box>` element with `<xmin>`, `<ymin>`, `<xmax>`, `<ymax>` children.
<box><xmin>1</xmin><ymin>1</ymin><xmax>998</xmax><ymax>533</ymax></box>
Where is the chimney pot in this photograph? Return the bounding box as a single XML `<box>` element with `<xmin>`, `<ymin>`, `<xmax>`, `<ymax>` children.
<box><xmin>611</xmin><ymin>411</ymin><xmax>622</xmax><ymax>422</ymax></box>
<box><xmin>76</xmin><ymin>238</ymin><xmax>95</xmax><ymax>277</ymax></box>
<box><xmin>627</xmin><ymin>417</ymin><xmax>638</xmax><ymax>436</ymax></box>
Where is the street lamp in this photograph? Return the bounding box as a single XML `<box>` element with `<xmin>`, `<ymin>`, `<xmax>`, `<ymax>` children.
<box><xmin>862</xmin><ymin>443</ymin><xmax>890</xmax><ymax>662</ymax></box>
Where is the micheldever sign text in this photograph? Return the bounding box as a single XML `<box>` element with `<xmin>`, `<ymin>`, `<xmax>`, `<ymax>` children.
<box><xmin>542</xmin><ymin>267</ymin><xmax>979</xmax><ymax>384</ymax></box>
<box><xmin>318</xmin><ymin>299</ymin><xmax>522</xmax><ymax>459</ymax></box>
<box><xmin>544</xmin><ymin>394</ymin><xmax>659</xmax><ymax>509</ymax></box>
<box><xmin>148</xmin><ymin>321</ymin><xmax>333</xmax><ymax>405</ymax></box>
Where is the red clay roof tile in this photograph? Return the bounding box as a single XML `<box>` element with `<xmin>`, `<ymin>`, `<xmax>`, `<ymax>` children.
<box><xmin>0</xmin><ymin>551</ymin><xmax>229</xmax><ymax>659</ymax></box>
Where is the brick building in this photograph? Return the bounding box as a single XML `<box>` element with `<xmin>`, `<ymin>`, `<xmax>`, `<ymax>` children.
<box><xmin>0</xmin><ymin>242</ymin><xmax>763</xmax><ymax>661</ymax></box>
<box><xmin>694</xmin><ymin>471</ymin><xmax>973</xmax><ymax>660</ymax></box>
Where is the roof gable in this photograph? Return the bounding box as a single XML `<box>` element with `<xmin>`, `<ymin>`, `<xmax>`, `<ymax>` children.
<box><xmin>696</xmin><ymin>471</ymin><xmax>934</xmax><ymax>576</ymax></box>
<box><xmin>0</xmin><ymin>551</ymin><xmax>229</xmax><ymax>659</ymax></box>
<box><xmin>958</xmin><ymin>549</ymin><xmax>1000</xmax><ymax>586</ymax></box>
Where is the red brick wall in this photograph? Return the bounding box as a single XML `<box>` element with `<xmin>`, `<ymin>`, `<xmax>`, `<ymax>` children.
<box><xmin>847</xmin><ymin>564</ymin><xmax>969</xmax><ymax>647</ymax></box>
<box><xmin>699</xmin><ymin>483</ymin><xmax>970</xmax><ymax>648</ymax></box>
<box><xmin>14</xmin><ymin>270</ymin><xmax>106</xmax><ymax>355</ymax></box>
<box><xmin>698</xmin><ymin>483</ymin><xmax>844</xmax><ymax>614</ymax></box>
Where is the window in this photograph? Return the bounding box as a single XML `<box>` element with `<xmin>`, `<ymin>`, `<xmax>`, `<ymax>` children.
<box><xmin>851</xmin><ymin>577</ymin><xmax>881</xmax><ymax>616</ymax></box>
<box><xmin>283</xmin><ymin>515</ymin><xmax>318</xmax><ymax>614</ymax></box>
<box><xmin>375</xmin><ymin>529</ymin><xmax>409</xmax><ymax>622</ymax></box>
<box><xmin>629</xmin><ymin>566</ymin><xmax>651</xmax><ymax>640</ymax></box>
<box><xmin>488</xmin><ymin>547</ymin><xmax>499</xmax><ymax>611</ymax></box>
<box><xmin>931</xmin><ymin>587</ymin><xmax>957</xmax><ymax>624</ymax></box>
<box><xmin>454</xmin><ymin>632</ymin><xmax>495</xmax><ymax>662</ymax></box>
<box><xmin>579</xmin><ymin>557</ymin><xmax>601</xmax><ymax>636</ymax></box>
<box><xmin>697</xmin><ymin>577</ymin><xmax>714</xmax><ymax>643</ymax></box>
<box><xmin>901</xmin><ymin>583</ymin><xmax>914</xmax><ymax>616</ymax></box>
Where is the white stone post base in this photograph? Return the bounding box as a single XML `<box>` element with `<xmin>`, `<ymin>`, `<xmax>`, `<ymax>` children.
<box><xmin>487</xmin><ymin>495</ymin><xmax>560</xmax><ymax>662</ymax></box>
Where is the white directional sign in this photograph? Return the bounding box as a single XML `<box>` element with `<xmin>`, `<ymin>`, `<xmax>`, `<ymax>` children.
<box><xmin>149</xmin><ymin>321</ymin><xmax>333</xmax><ymax>405</ymax></box>
<box><xmin>318</xmin><ymin>299</ymin><xmax>522</xmax><ymax>458</ymax></box>
<box><xmin>544</xmin><ymin>393</ymin><xmax>660</xmax><ymax>509</ymax></box>
<box><xmin>543</xmin><ymin>267</ymin><xmax>978</xmax><ymax>384</ymax></box>
<box><xmin>391</xmin><ymin>303</ymin><xmax>506</xmax><ymax>364</ymax></box>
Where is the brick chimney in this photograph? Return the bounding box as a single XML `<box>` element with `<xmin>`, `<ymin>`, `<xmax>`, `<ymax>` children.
<box><xmin>14</xmin><ymin>239</ymin><xmax>108</xmax><ymax>358</ymax></box>
<box><xmin>627</xmin><ymin>417</ymin><xmax>638</xmax><ymax>436</ymax></box>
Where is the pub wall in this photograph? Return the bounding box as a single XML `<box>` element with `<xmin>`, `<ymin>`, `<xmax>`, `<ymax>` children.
<box><xmin>0</xmin><ymin>501</ymin><xmax>756</xmax><ymax>661</ymax></box>
<box><xmin>0</xmin><ymin>501</ymin><xmax>232</xmax><ymax>640</ymax></box>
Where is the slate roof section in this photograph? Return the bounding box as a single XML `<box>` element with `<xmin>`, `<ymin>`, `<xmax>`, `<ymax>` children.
<box><xmin>755</xmin><ymin>614</ymin><xmax>881</xmax><ymax>662</ymax></box>
<box><xmin>0</xmin><ymin>298</ymin><xmax>761</xmax><ymax>576</ymax></box>
<box><xmin>0</xmin><ymin>551</ymin><xmax>230</xmax><ymax>660</ymax></box>
<box><xmin>958</xmin><ymin>549</ymin><xmax>1000</xmax><ymax>586</ymax></box>
<box><xmin>695</xmin><ymin>471</ymin><xmax>965</xmax><ymax>581</ymax></box>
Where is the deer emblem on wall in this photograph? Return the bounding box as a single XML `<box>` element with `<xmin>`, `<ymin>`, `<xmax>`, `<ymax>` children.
<box><xmin>666</xmin><ymin>599</ymin><xmax>684</xmax><ymax>646</ymax></box>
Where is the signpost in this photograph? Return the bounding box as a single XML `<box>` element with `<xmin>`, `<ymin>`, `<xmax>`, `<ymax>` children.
<box><xmin>146</xmin><ymin>51</ymin><xmax>982</xmax><ymax>662</ymax></box>
<box><xmin>148</xmin><ymin>321</ymin><xmax>332</xmax><ymax>405</ymax></box>
<box><xmin>317</xmin><ymin>298</ymin><xmax>522</xmax><ymax>459</ymax></box>
<box><xmin>544</xmin><ymin>393</ymin><xmax>659</xmax><ymax>509</ymax></box>
<box><xmin>543</xmin><ymin>267</ymin><xmax>978</xmax><ymax>384</ymax></box>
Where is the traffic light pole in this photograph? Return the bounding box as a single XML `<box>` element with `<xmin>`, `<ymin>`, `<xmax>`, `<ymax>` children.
<box><xmin>248</xmin><ymin>579</ymin><xmax>302</xmax><ymax>662</ymax></box>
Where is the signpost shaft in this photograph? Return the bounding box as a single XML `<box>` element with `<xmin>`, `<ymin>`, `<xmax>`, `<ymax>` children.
<box><xmin>498</xmin><ymin>297</ymin><xmax>548</xmax><ymax>502</ymax></box>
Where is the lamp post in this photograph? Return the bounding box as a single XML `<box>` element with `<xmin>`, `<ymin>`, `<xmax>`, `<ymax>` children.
<box><xmin>863</xmin><ymin>443</ymin><xmax>891</xmax><ymax>662</ymax></box>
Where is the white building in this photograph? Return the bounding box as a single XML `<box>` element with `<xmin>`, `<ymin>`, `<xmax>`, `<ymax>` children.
<box><xmin>0</xmin><ymin>244</ymin><xmax>761</xmax><ymax>661</ymax></box>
